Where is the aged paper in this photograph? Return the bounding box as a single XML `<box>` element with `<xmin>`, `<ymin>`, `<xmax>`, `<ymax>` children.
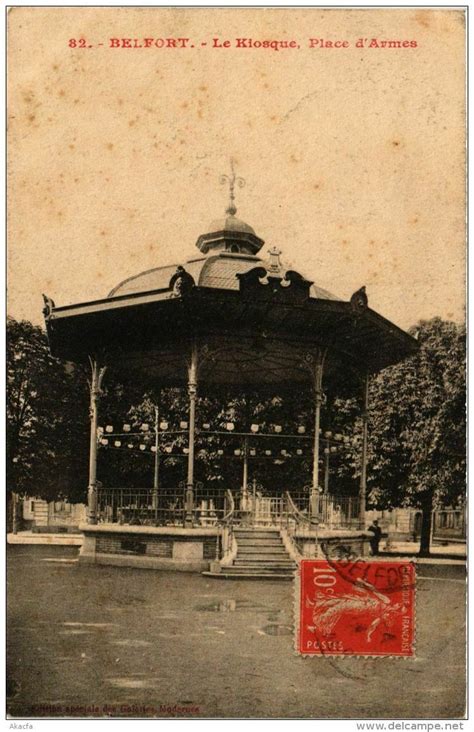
<box><xmin>8</xmin><ymin>7</ymin><xmax>465</xmax><ymax>328</ymax></box>
<box><xmin>7</xmin><ymin>6</ymin><xmax>466</xmax><ymax>721</ymax></box>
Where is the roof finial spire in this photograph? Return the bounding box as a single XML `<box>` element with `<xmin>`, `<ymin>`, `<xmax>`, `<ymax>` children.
<box><xmin>220</xmin><ymin>158</ymin><xmax>245</xmax><ymax>216</ymax></box>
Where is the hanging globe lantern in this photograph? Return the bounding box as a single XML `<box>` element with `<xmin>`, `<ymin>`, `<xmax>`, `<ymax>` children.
<box><xmin>127</xmin><ymin>443</ymin><xmax>133</xmax><ymax>449</ymax></box>
<box><xmin>234</xmin><ymin>449</ymin><xmax>241</xmax><ymax>456</ymax></box>
<box><xmin>250</xmin><ymin>448</ymin><xmax>256</xmax><ymax>456</ymax></box>
<box><xmin>324</xmin><ymin>447</ymin><xmax>330</xmax><ymax>455</ymax></box>
<box><xmin>139</xmin><ymin>444</ymin><xmax>146</xmax><ymax>451</ymax></box>
<box><xmin>180</xmin><ymin>421</ymin><xmax>188</xmax><ymax>429</ymax></box>
<box><xmin>151</xmin><ymin>446</ymin><xmax>157</xmax><ymax>453</ymax></box>
<box><xmin>274</xmin><ymin>425</ymin><xmax>282</xmax><ymax>433</ymax></box>
<box><xmin>123</xmin><ymin>424</ymin><xmax>131</xmax><ymax>432</ymax></box>
<box><xmin>159</xmin><ymin>421</ymin><xmax>169</xmax><ymax>431</ymax></box>
<box><xmin>330</xmin><ymin>446</ymin><xmax>337</xmax><ymax>453</ymax></box>
<box><xmin>101</xmin><ymin>438</ymin><xmax>109</xmax><ymax>446</ymax></box>
<box><xmin>114</xmin><ymin>440</ymin><xmax>121</xmax><ymax>447</ymax></box>
<box><xmin>202</xmin><ymin>423</ymin><xmax>211</xmax><ymax>430</ymax></box>
<box><xmin>335</xmin><ymin>433</ymin><xmax>342</xmax><ymax>441</ymax></box>
<box><xmin>106</xmin><ymin>425</ymin><xmax>113</xmax><ymax>433</ymax></box>
<box><xmin>141</xmin><ymin>424</ymin><xmax>149</xmax><ymax>432</ymax></box>
<box><xmin>324</xmin><ymin>431</ymin><xmax>332</xmax><ymax>439</ymax></box>
<box><xmin>226</xmin><ymin>423</ymin><xmax>235</xmax><ymax>431</ymax></box>
<box><xmin>297</xmin><ymin>426</ymin><xmax>305</xmax><ymax>434</ymax></box>
<box><xmin>265</xmin><ymin>449</ymin><xmax>272</xmax><ymax>456</ymax></box>
<box><xmin>250</xmin><ymin>424</ymin><xmax>259</xmax><ymax>433</ymax></box>
<box><xmin>296</xmin><ymin>449</ymin><xmax>303</xmax><ymax>455</ymax></box>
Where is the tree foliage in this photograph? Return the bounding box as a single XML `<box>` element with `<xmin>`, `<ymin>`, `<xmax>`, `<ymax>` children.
<box><xmin>7</xmin><ymin>318</ymin><xmax>89</xmax><ymax>501</ymax></box>
<box><xmin>367</xmin><ymin>318</ymin><xmax>466</xmax><ymax>512</ymax></box>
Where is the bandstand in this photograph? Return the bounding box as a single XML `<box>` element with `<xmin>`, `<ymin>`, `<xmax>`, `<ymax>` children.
<box><xmin>43</xmin><ymin>173</ymin><xmax>417</xmax><ymax>577</ymax></box>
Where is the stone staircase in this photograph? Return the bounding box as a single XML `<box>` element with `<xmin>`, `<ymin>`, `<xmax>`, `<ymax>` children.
<box><xmin>205</xmin><ymin>528</ymin><xmax>296</xmax><ymax>580</ymax></box>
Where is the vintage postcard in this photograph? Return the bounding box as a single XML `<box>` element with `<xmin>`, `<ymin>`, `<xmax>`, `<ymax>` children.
<box><xmin>6</xmin><ymin>6</ymin><xmax>466</xmax><ymax>721</ymax></box>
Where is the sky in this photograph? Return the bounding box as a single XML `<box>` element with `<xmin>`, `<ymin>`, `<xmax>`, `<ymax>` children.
<box><xmin>7</xmin><ymin>7</ymin><xmax>466</xmax><ymax>331</ymax></box>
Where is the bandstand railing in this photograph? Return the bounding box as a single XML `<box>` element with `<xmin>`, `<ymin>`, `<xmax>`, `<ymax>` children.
<box><xmin>289</xmin><ymin>491</ymin><xmax>361</xmax><ymax>529</ymax></box>
<box><xmin>316</xmin><ymin>494</ymin><xmax>361</xmax><ymax>528</ymax></box>
<box><xmin>220</xmin><ymin>489</ymin><xmax>236</xmax><ymax>559</ymax></box>
<box><xmin>96</xmin><ymin>485</ymin><xmax>360</xmax><ymax>530</ymax></box>
<box><xmin>96</xmin><ymin>485</ymin><xmax>234</xmax><ymax>528</ymax></box>
<box><xmin>284</xmin><ymin>491</ymin><xmax>312</xmax><ymax>532</ymax></box>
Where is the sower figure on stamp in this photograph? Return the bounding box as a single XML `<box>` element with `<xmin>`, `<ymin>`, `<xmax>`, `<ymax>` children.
<box><xmin>367</xmin><ymin>519</ymin><xmax>382</xmax><ymax>556</ymax></box>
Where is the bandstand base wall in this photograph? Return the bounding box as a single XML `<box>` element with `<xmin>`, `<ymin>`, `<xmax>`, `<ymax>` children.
<box><xmin>78</xmin><ymin>524</ymin><xmax>374</xmax><ymax>572</ymax></box>
<box><xmin>79</xmin><ymin>524</ymin><xmax>219</xmax><ymax>572</ymax></box>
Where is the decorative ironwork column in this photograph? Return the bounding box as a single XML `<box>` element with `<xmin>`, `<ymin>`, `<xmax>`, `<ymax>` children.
<box><xmin>242</xmin><ymin>436</ymin><xmax>249</xmax><ymax>500</ymax></box>
<box><xmin>310</xmin><ymin>354</ymin><xmax>325</xmax><ymax>520</ymax></box>
<box><xmin>359</xmin><ymin>372</ymin><xmax>369</xmax><ymax>529</ymax></box>
<box><xmin>185</xmin><ymin>343</ymin><xmax>198</xmax><ymax>527</ymax></box>
<box><xmin>87</xmin><ymin>358</ymin><xmax>106</xmax><ymax>525</ymax></box>
<box><xmin>300</xmin><ymin>349</ymin><xmax>327</xmax><ymax>522</ymax></box>
<box><xmin>323</xmin><ymin>439</ymin><xmax>330</xmax><ymax>494</ymax></box>
<box><xmin>152</xmin><ymin>403</ymin><xmax>160</xmax><ymax>514</ymax></box>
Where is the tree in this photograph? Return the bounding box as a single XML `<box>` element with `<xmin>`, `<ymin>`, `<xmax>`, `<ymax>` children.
<box><xmin>7</xmin><ymin>318</ymin><xmax>90</xmax><ymax>502</ymax></box>
<box><xmin>367</xmin><ymin>318</ymin><xmax>466</xmax><ymax>556</ymax></box>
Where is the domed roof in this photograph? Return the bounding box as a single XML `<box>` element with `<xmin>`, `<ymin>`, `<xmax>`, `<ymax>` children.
<box><xmin>207</xmin><ymin>209</ymin><xmax>257</xmax><ymax>237</ymax></box>
<box><xmin>109</xmin><ymin>250</ymin><xmax>340</xmax><ymax>301</ymax></box>
<box><xmin>108</xmin><ymin>185</ymin><xmax>338</xmax><ymax>300</ymax></box>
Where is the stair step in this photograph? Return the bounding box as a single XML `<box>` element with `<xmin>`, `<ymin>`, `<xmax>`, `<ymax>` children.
<box><xmin>234</xmin><ymin>564</ymin><xmax>294</xmax><ymax>569</ymax></box>
<box><xmin>237</xmin><ymin>544</ymin><xmax>284</xmax><ymax>549</ymax></box>
<box><xmin>234</xmin><ymin>530</ymin><xmax>281</xmax><ymax>534</ymax></box>
<box><xmin>234</xmin><ymin>569</ymin><xmax>294</xmax><ymax>574</ymax></box>
<box><xmin>237</xmin><ymin>550</ymin><xmax>288</xmax><ymax>556</ymax></box>
<box><xmin>237</xmin><ymin>542</ymin><xmax>286</xmax><ymax>548</ymax></box>
<box><xmin>235</xmin><ymin>552</ymin><xmax>291</xmax><ymax>564</ymax></box>
<box><xmin>225</xmin><ymin>572</ymin><xmax>295</xmax><ymax>578</ymax></box>
<box><xmin>203</xmin><ymin>571</ymin><xmax>294</xmax><ymax>581</ymax></box>
<box><xmin>238</xmin><ymin>548</ymin><xmax>288</xmax><ymax>553</ymax></box>
<box><xmin>237</xmin><ymin>538</ymin><xmax>283</xmax><ymax>544</ymax></box>
<box><xmin>226</xmin><ymin>567</ymin><xmax>295</xmax><ymax>574</ymax></box>
<box><xmin>234</xmin><ymin>531</ymin><xmax>281</xmax><ymax>537</ymax></box>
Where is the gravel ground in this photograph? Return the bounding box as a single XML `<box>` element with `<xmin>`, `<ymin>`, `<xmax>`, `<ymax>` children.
<box><xmin>7</xmin><ymin>545</ymin><xmax>466</xmax><ymax>719</ymax></box>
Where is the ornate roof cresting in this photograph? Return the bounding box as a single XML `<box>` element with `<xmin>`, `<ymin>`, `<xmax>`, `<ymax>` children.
<box><xmin>350</xmin><ymin>286</ymin><xmax>369</xmax><ymax>312</ymax></box>
<box><xmin>42</xmin><ymin>294</ymin><xmax>55</xmax><ymax>320</ymax></box>
<box><xmin>168</xmin><ymin>266</ymin><xmax>196</xmax><ymax>298</ymax></box>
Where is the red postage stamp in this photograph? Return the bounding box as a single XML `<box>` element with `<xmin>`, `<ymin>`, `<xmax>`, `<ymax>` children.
<box><xmin>297</xmin><ymin>559</ymin><xmax>415</xmax><ymax>657</ymax></box>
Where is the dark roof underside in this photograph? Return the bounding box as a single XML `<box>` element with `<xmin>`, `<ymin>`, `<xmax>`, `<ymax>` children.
<box><xmin>46</xmin><ymin>286</ymin><xmax>418</xmax><ymax>387</ymax></box>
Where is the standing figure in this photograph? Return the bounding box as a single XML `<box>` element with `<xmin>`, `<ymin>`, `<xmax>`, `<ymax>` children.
<box><xmin>367</xmin><ymin>519</ymin><xmax>382</xmax><ymax>555</ymax></box>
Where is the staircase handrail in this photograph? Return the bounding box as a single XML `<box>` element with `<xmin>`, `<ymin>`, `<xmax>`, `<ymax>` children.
<box><xmin>222</xmin><ymin>489</ymin><xmax>235</xmax><ymax>525</ymax></box>
<box><xmin>285</xmin><ymin>491</ymin><xmax>313</xmax><ymax>531</ymax></box>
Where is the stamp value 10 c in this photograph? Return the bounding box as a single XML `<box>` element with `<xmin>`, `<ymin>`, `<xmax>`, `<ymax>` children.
<box><xmin>297</xmin><ymin>559</ymin><xmax>415</xmax><ymax>657</ymax></box>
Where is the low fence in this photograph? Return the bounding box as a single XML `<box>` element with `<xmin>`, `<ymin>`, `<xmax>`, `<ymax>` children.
<box><xmin>432</xmin><ymin>508</ymin><xmax>466</xmax><ymax>542</ymax></box>
<box><xmin>20</xmin><ymin>497</ymin><xmax>87</xmax><ymax>529</ymax></box>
